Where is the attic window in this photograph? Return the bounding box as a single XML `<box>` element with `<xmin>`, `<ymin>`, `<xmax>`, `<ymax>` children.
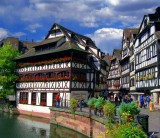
<box><xmin>35</xmin><ymin>43</ymin><xmax>57</xmax><ymax>52</ymax></box>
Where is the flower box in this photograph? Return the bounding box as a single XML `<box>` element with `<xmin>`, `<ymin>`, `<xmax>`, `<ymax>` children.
<box><xmin>19</xmin><ymin>99</ymin><xmax>28</xmax><ymax>104</ymax></box>
<box><xmin>41</xmin><ymin>101</ymin><xmax>46</xmax><ymax>106</ymax></box>
<box><xmin>31</xmin><ymin>100</ymin><xmax>36</xmax><ymax>105</ymax></box>
<box><xmin>113</xmin><ymin>83</ymin><xmax>120</xmax><ymax>87</ymax></box>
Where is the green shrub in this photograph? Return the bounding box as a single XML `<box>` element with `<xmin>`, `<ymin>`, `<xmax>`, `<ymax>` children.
<box><xmin>87</xmin><ymin>97</ymin><xmax>97</xmax><ymax>108</ymax></box>
<box><xmin>70</xmin><ymin>98</ymin><xmax>78</xmax><ymax>114</ymax></box>
<box><xmin>107</xmin><ymin>123</ymin><xmax>147</xmax><ymax>138</ymax></box>
<box><xmin>117</xmin><ymin>102</ymin><xmax>140</xmax><ymax>117</ymax></box>
<box><xmin>103</xmin><ymin>102</ymin><xmax>115</xmax><ymax>119</ymax></box>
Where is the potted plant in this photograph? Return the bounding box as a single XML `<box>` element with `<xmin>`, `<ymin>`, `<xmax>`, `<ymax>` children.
<box><xmin>103</xmin><ymin>101</ymin><xmax>115</xmax><ymax>119</ymax></box>
<box><xmin>87</xmin><ymin>97</ymin><xmax>97</xmax><ymax>109</ymax></box>
<box><xmin>70</xmin><ymin>98</ymin><xmax>78</xmax><ymax>114</ymax></box>
<box><xmin>117</xmin><ymin>102</ymin><xmax>140</xmax><ymax>124</ymax></box>
<box><xmin>94</xmin><ymin>97</ymin><xmax>105</xmax><ymax>116</ymax></box>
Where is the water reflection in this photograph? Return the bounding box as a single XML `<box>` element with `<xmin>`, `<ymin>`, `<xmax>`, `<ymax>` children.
<box><xmin>0</xmin><ymin>111</ymin><xmax>88</xmax><ymax>138</ymax></box>
<box><xmin>50</xmin><ymin>124</ymin><xmax>88</xmax><ymax>138</ymax></box>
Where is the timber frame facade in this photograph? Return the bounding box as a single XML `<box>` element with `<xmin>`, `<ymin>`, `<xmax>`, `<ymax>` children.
<box><xmin>120</xmin><ymin>28</ymin><xmax>139</xmax><ymax>95</ymax></box>
<box><xmin>107</xmin><ymin>49</ymin><xmax>121</xmax><ymax>99</ymax></box>
<box><xmin>135</xmin><ymin>7</ymin><xmax>160</xmax><ymax>104</ymax></box>
<box><xmin>14</xmin><ymin>23</ymin><xmax>108</xmax><ymax>115</ymax></box>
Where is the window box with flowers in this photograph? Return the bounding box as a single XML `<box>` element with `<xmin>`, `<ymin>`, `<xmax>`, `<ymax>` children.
<box><xmin>143</xmin><ymin>75</ymin><xmax>148</xmax><ymax>81</ymax></box>
<box><xmin>107</xmin><ymin>84</ymin><xmax>112</xmax><ymax>87</ymax></box>
<box><xmin>31</xmin><ymin>100</ymin><xmax>36</xmax><ymax>105</ymax></box>
<box><xmin>19</xmin><ymin>99</ymin><xmax>28</xmax><ymax>104</ymax></box>
<box><xmin>41</xmin><ymin>101</ymin><xmax>46</xmax><ymax>106</ymax></box>
<box><xmin>148</xmin><ymin>73</ymin><xmax>155</xmax><ymax>79</ymax></box>
<box><xmin>139</xmin><ymin>75</ymin><xmax>143</xmax><ymax>81</ymax></box>
<box><xmin>113</xmin><ymin>83</ymin><xmax>120</xmax><ymax>87</ymax></box>
<box><xmin>17</xmin><ymin>56</ymin><xmax>72</xmax><ymax>68</ymax></box>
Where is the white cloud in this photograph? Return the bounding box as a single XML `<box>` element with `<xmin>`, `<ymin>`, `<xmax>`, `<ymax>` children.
<box><xmin>0</xmin><ymin>28</ymin><xmax>8</xmax><ymax>40</ymax></box>
<box><xmin>87</xmin><ymin>28</ymin><xmax>123</xmax><ymax>54</ymax></box>
<box><xmin>26</xmin><ymin>23</ymin><xmax>42</xmax><ymax>33</ymax></box>
<box><xmin>0</xmin><ymin>0</ymin><xmax>158</xmax><ymax>28</ymax></box>
<box><xmin>13</xmin><ymin>32</ymin><xmax>26</xmax><ymax>37</ymax></box>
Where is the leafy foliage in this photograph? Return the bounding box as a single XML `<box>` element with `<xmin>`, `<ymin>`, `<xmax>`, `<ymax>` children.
<box><xmin>94</xmin><ymin>97</ymin><xmax>104</xmax><ymax>110</ymax></box>
<box><xmin>87</xmin><ymin>97</ymin><xmax>97</xmax><ymax>108</ymax></box>
<box><xmin>70</xmin><ymin>98</ymin><xmax>78</xmax><ymax>114</ymax></box>
<box><xmin>103</xmin><ymin>102</ymin><xmax>115</xmax><ymax>119</ymax></box>
<box><xmin>117</xmin><ymin>102</ymin><xmax>140</xmax><ymax>117</ymax></box>
<box><xmin>0</xmin><ymin>43</ymin><xmax>20</xmax><ymax>98</ymax></box>
<box><xmin>107</xmin><ymin>123</ymin><xmax>147</xmax><ymax>138</ymax></box>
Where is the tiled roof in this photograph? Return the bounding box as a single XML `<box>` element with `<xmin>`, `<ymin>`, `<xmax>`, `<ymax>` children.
<box><xmin>0</xmin><ymin>37</ymin><xmax>36</xmax><ymax>52</ymax></box>
<box><xmin>155</xmin><ymin>31</ymin><xmax>160</xmax><ymax>39</ymax></box>
<box><xmin>103</xmin><ymin>55</ymin><xmax>112</xmax><ymax>65</ymax></box>
<box><xmin>46</xmin><ymin>23</ymin><xmax>96</xmax><ymax>48</ymax></box>
<box><xmin>112</xmin><ymin>49</ymin><xmax>122</xmax><ymax>60</ymax></box>
<box><xmin>15</xmin><ymin>41</ymin><xmax>88</xmax><ymax>60</ymax></box>
<box><xmin>123</xmin><ymin>28</ymin><xmax>139</xmax><ymax>38</ymax></box>
<box><xmin>33</xmin><ymin>36</ymin><xmax>64</xmax><ymax>47</ymax></box>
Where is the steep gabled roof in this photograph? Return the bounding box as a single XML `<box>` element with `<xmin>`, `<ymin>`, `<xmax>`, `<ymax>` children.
<box><xmin>33</xmin><ymin>36</ymin><xmax>64</xmax><ymax>47</ymax></box>
<box><xmin>15</xmin><ymin>41</ymin><xmax>89</xmax><ymax>60</ymax></box>
<box><xmin>0</xmin><ymin>37</ymin><xmax>36</xmax><ymax>52</ymax></box>
<box><xmin>45</xmin><ymin>23</ymin><xmax>96</xmax><ymax>48</ymax></box>
<box><xmin>155</xmin><ymin>31</ymin><xmax>160</xmax><ymax>39</ymax></box>
<box><xmin>123</xmin><ymin>28</ymin><xmax>139</xmax><ymax>39</ymax></box>
<box><xmin>112</xmin><ymin>49</ymin><xmax>121</xmax><ymax>61</ymax></box>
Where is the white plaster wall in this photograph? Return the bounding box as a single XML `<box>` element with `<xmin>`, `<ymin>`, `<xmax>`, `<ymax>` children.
<box><xmin>71</xmin><ymin>91</ymin><xmax>88</xmax><ymax>101</ymax></box>
<box><xmin>17</xmin><ymin>104</ymin><xmax>50</xmax><ymax>113</ymax></box>
<box><xmin>47</xmin><ymin>93</ymin><xmax>52</xmax><ymax>106</ymax></box>
<box><xmin>79</xmin><ymin>45</ymin><xmax>85</xmax><ymax>50</ymax></box>
<box><xmin>28</xmin><ymin>92</ymin><xmax>31</xmax><ymax>104</ymax></box>
<box><xmin>90</xmin><ymin>47</ymin><xmax>97</xmax><ymax>55</ymax></box>
<box><xmin>150</xmin><ymin>25</ymin><xmax>155</xmax><ymax>35</ymax></box>
<box><xmin>48</xmin><ymin>32</ymin><xmax>64</xmax><ymax>38</ymax></box>
<box><xmin>16</xmin><ymin>92</ymin><xmax>20</xmax><ymax>105</ymax></box>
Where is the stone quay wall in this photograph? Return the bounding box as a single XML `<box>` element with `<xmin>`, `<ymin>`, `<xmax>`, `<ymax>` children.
<box><xmin>50</xmin><ymin>108</ymin><xmax>107</xmax><ymax>138</ymax></box>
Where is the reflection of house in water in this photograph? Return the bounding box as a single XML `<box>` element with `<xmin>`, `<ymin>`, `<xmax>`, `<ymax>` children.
<box><xmin>17</xmin><ymin>115</ymin><xmax>50</xmax><ymax>137</ymax></box>
<box><xmin>50</xmin><ymin>124</ymin><xmax>88</xmax><ymax>138</ymax></box>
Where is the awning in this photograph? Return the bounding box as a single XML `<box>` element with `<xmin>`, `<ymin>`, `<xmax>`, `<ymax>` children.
<box><xmin>150</xmin><ymin>89</ymin><xmax>160</xmax><ymax>93</ymax></box>
<box><xmin>129</xmin><ymin>92</ymin><xmax>144</xmax><ymax>95</ymax></box>
<box><xmin>113</xmin><ymin>91</ymin><xmax>119</xmax><ymax>94</ymax></box>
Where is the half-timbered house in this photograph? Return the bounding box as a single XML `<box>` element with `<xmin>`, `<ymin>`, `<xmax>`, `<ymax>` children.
<box><xmin>128</xmin><ymin>28</ymin><xmax>139</xmax><ymax>99</ymax></box>
<box><xmin>107</xmin><ymin>49</ymin><xmax>121</xmax><ymax>101</ymax></box>
<box><xmin>14</xmin><ymin>23</ymin><xmax>108</xmax><ymax>117</ymax></box>
<box><xmin>120</xmin><ymin>28</ymin><xmax>139</xmax><ymax>96</ymax></box>
<box><xmin>135</xmin><ymin>7</ymin><xmax>160</xmax><ymax>105</ymax></box>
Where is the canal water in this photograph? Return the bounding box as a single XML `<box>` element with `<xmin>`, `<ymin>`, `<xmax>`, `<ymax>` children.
<box><xmin>0</xmin><ymin>111</ymin><xmax>88</xmax><ymax>138</ymax></box>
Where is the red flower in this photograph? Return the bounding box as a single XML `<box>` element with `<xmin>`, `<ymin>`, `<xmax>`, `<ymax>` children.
<box><xmin>41</xmin><ymin>101</ymin><xmax>46</xmax><ymax>106</ymax></box>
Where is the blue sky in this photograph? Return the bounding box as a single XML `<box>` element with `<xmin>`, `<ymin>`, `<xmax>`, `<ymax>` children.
<box><xmin>0</xmin><ymin>0</ymin><xmax>159</xmax><ymax>54</ymax></box>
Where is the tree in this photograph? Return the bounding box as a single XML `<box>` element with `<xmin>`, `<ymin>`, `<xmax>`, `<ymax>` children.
<box><xmin>0</xmin><ymin>43</ymin><xmax>20</xmax><ymax>99</ymax></box>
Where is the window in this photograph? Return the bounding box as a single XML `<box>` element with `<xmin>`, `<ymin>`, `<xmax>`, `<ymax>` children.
<box><xmin>130</xmin><ymin>62</ymin><xmax>134</xmax><ymax>72</ymax></box>
<box><xmin>146</xmin><ymin>47</ymin><xmax>151</xmax><ymax>59</ymax></box>
<box><xmin>152</xmin><ymin>44</ymin><xmax>157</xmax><ymax>57</ymax></box>
<box><xmin>53</xmin><ymin>93</ymin><xmax>57</xmax><ymax>107</ymax></box>
<box><xmin>31</xmin><ymin>93</ymin><xmax>36</xmax><ymax>105</ymax></box>
<box><xmin>19</xmin><ymin>92</ymin><xmax>28</xmax><ymax>104</ymax></box>
<box><xmin>130</xmin><ymin>78</ymin><xmax>135</xmax><ymax>86</ymax></box>
<box><xmin>41</xmin><ymin>93</ymin><xmax>47</xmax><ymax>106</ymax></box>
